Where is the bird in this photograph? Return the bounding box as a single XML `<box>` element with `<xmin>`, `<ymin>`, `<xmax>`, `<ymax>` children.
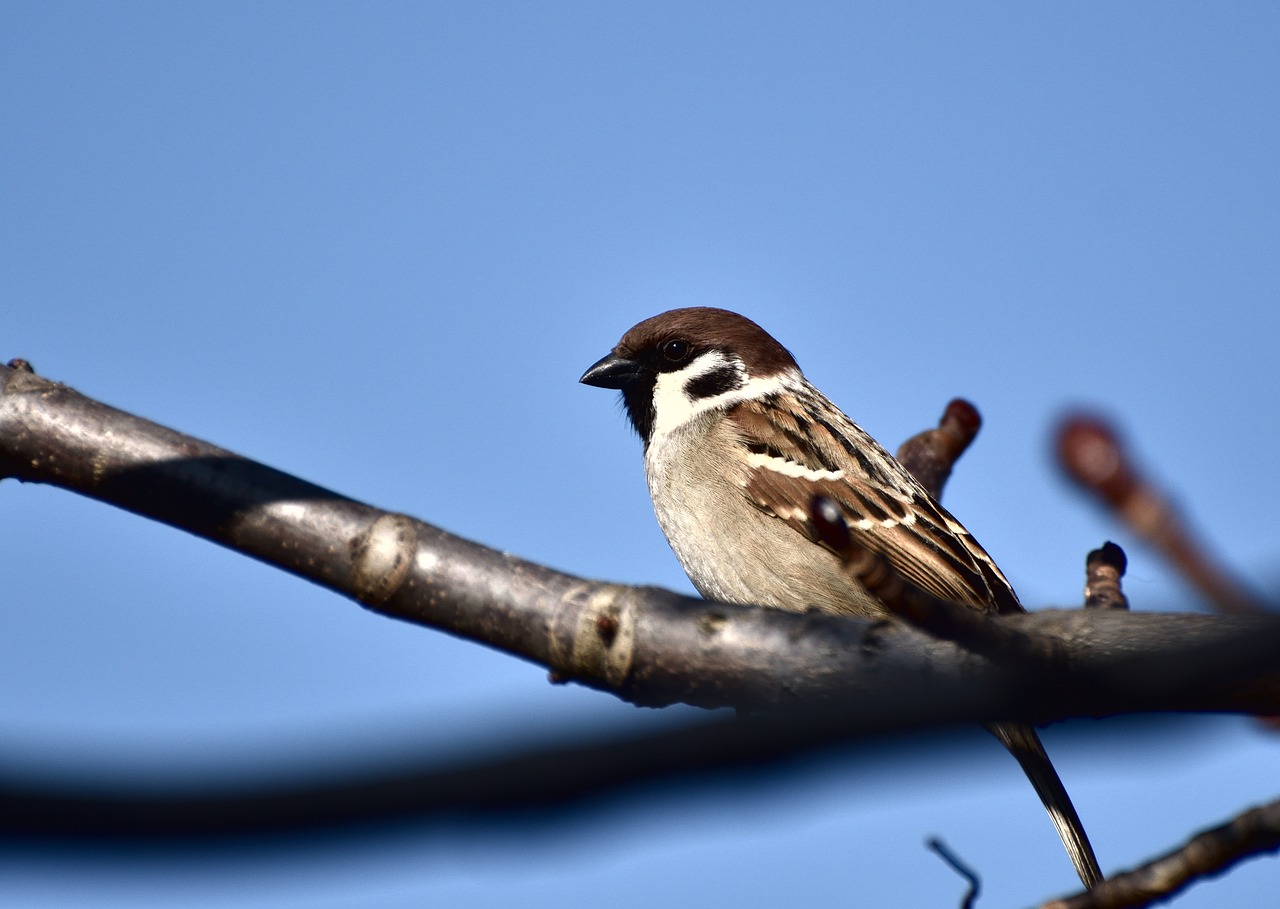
<box><xmin>580</xmin><ymin>306</ymin><xmax>1102</xmax><ymax>890</ymax></box>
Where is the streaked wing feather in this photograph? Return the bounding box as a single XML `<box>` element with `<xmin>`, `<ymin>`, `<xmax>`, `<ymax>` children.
<box><xmin>744</xmin><ymin>468</ymin><xmax>992</xmax><ymax>610</ymax></box>
<box><xmin>732</xmin><ymin>395</ymin><xmax>1021</xmax><ymax>615</ymax></box>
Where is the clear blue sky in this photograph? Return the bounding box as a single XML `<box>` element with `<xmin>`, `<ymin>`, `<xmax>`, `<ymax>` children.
<box><xmin>3</xmin><ymin>3</ymin><xmax>1278</xmax><ymax>906</ymax></box>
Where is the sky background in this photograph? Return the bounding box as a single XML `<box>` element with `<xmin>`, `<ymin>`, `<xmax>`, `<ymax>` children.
<box><xmin>3</xmin><ymin>3</ymin><xmax>1279</xmax><ymax>906</ymax></box>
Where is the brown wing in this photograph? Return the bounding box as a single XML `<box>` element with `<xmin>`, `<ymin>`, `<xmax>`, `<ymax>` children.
<box><xmin>731</xmin><ymin>392</ymin><xmax>1022</xmax><ymax>615</ymax></box>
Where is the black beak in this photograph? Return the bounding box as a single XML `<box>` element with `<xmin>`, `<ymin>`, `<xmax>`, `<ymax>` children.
<box><xmin>579</xmin><ymin>352</ymin><xmax>645</xmax><ymax>389</ymax></box>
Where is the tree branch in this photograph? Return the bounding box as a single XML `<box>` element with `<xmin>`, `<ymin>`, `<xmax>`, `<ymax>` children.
<box><xmin>895</xmin><ymin>397</ymin><xmax>982</xmax><ymax>500</ymax></box>
<box><xmin>1038</xmin><ymin>798</ymin><xmax>1280</xmax><ymax>909</ymax></box>
<box><xmin>3</xmin><ymin>361</ymin><xmax>1280</xmax><ymax>724</ymax></box>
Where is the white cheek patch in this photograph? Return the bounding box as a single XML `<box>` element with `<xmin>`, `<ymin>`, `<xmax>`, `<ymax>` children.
<box><xmin>649</xmin><ymin>355</ymin><xmax>798</xmax><ymax>443</ymax></box>
<box><xmin>650</xmin><ymin>360</ymin><xmax>716</xmax><ymax>441</ymax></box>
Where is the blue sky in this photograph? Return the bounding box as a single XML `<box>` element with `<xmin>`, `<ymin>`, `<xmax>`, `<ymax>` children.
<box><xmin>3</xmin><ymin>3</ymin><xmax>1278</xmax><ymax>906</ymax></box>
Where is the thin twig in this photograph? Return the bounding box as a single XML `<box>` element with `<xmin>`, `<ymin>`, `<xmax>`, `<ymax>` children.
<box><xmin>928</xmin><ymin>837</ymin><xmax>982</xmax><ymax>909</ymax></box>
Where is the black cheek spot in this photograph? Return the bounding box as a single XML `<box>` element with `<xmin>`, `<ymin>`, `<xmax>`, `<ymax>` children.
<box><xmin>686</xmin><ymin>365</ymin><xmax>745</xmax><ymax>400</ymax></box>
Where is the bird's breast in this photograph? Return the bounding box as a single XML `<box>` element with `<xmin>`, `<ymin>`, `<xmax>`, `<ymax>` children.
<box><xmin>643</xmin><ymin>417</ymin><xmax>885</xmax><ymax>617</ymax></box>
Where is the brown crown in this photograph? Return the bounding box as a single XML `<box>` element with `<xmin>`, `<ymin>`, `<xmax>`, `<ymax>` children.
<box><xmin>615</xmin><ymin>307</ymin><xmax>799</xmax><ymax>376</ymax></box>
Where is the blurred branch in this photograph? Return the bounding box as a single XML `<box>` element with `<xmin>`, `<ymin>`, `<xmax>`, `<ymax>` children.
<box><xmin>1057</xmin><ymin>414</ymin><xmax>1274</xmax><ymax>615</ymax></box>
<box><xmin>1038</xmin><ymin>797</ymin><xmax>1280</xmax><ymax>909</ymax></box>
<box><xmin>0</xmin><ymin>711</ymin><xmax>952</xmax><ymax>841</ymax></box>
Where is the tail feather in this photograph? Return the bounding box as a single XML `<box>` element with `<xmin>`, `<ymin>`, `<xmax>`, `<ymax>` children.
<box><xmin>988</xmin><ymin>721</ymin><xmax>1103</xmax><ymax>890</ymax></box>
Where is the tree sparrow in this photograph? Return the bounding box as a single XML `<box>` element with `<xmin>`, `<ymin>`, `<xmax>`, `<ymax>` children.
<box><xmin>581</xmin><ymin>306</ymin><xmax>1102</xmax><ymax>889</ymax></box>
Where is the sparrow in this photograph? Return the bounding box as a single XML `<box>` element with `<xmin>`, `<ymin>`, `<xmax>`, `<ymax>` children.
<box><xmin>580</xmin><ymin>306</ymin><xmax>1102</xmax><ymax>890</ymax></box>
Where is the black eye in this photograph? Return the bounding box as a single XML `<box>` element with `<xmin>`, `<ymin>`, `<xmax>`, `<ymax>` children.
<box><xmin>661</xmin><ymin>338</ymin><xmax>691</xmax><ymax>362</ymax></box>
